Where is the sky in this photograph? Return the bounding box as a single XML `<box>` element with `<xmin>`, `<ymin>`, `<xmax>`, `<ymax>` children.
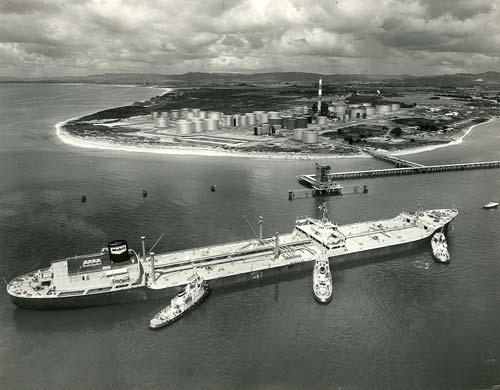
<box><xmin>0</xmin><ymin>0</ymin><xmax>499</xmax><ymax>77</ymax></box>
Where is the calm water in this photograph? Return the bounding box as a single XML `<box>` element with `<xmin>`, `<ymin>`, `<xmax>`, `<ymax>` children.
<box><xmin>0</xmin><ymin>83</ymin><xmax>499</xmax><ymax>390</ymax></box>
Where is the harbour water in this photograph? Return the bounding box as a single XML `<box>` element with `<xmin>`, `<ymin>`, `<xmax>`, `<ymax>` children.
<box><xmin>0</xmin><ymin>83</ymin><xmax>499</xmax><ymax>389</ymax></box>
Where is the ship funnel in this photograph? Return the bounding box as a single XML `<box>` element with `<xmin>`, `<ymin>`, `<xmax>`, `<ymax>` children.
<box><xmin>107</xmin><ymin>240</ymin><xmax>130</xmax><ymax>263</ymax></box>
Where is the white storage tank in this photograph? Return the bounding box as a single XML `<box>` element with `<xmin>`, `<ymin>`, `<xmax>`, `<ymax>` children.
<box><xmin>192</xmin><ymin>108</ymin><xmax>200</xmax><ymax>115</ymax></box>
<box><xmin>365</xmin><ymin>107</ymin><xmax>376</xmax><ymax>116</ymax></box>
<box><xmin>260</xmin><ymin>113</ymin><xmax>269</xmax><ymax>124</ymax></box>
<box><xmin>391</xmin><ymin>103</ymin><xmax>401</xmax><ymax>111</ymax></box>
<box><xmin>154</xmin><ymin>117</ymin><xmax>169</xmax><ymax>128</ymax></box>
<box><xmin>362</xmin><ymin>103</ymin><xmax>372</xmax><ymax>107</ymax></box>
<box><xmin>198</xmin><ymin>111</ymin><xmax>207</xmax><ymax>119</ymax></box>
<box><xmin>268</xmin><ymin>111</ymin><xmax>280</xmax><ymax>119</ymax></box>
<box><xmin>262</xmin><ymin>123</ymin><xmax>270</xmax><ymax>135</ymax></box>
<box><xmin>317</xmin><ymin>116</ymin><xmax>327</xmax><ymax>125</ymax></box>
<box><xmin>205</xmin><ymin>118</ymin><xmax>219</xmax><ymax>131</ymax></box>
<box><xmin>170</xmin><ymin>110</ymin><xmax>180</xmax><ymax>120</ymax></box>
<box><xmin>302</xmin><ymin>130</ymin><xmax>319</xmax><ymax>144</ymax></box>
<box><xmin>186</xmin><ymin>111</ymin><xmax>196</xmax><ymax>120</ymax></box>
<box><xmin>151</xmin><ymin>111</ymin><xmax>160</xmax><ymax>120</ymax></box>
<box><xmin>192</xmin><ymin>119</ymin><xmax>204</xmax><ymax>133</ymax></box>
<box><xmin>209</xmin><ymin>112</ymin><xmax>221</xmax><ymax>121</ymax></box>
<box><xmin>224</xmin><ymin>115</ymin><xmax>233</xmax><ymax>127</ymax></box>
<box><xmin>246</xmin><ymin>113</ymin><xmax>256</xmax><ymax>125</ymax></box>
<box><xmin>180</xmin><ymin>108</ymin><xmax>189</xmax><ymax>119</ymax></box>
<box><xmin>377</xmin><ymin>104</ymin><xmax>392</xmax><ymax>114</ymax></box>
<box><xmin>239</xmin><ymin>115</ymin><xmax>247</xmax><ymax>127</ymax></box>
<box><xmin>293</xmin><ymin>128</ymin><xmax>304</xmax><ymax>141</ymax></box>
<box><xmin>176</xmin><ymin>120</ymin><xmax>193</xmax><ymax>134</ymax></box>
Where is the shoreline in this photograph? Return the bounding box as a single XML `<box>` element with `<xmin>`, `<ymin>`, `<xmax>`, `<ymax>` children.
<box><xmin>55</xmin><ymin>109</ymin><xmax>496</xmax><ymax>161</ymax></box>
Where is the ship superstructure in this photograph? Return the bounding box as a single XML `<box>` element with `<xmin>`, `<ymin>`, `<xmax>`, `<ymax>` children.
<box><xmin>7</xmin><ymin>207</ymin><xmax>458</xmax><ymax>309</ymax></box>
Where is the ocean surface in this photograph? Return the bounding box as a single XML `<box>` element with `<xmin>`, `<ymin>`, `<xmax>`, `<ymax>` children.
<box><xmin>0</xmin><ymin>83</ymin><xmax>499</xmax><ymax>390</ymax></box>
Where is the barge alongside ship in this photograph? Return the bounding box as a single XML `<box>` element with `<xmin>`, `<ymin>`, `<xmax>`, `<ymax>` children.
<box><xmin>7</xmin><ymin>206</ymin><xmax>458</xmax><ymax>309</ymax></box>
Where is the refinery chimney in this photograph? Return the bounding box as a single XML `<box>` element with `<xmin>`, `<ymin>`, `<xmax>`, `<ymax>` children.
<box><xmin>318</xmin><ymin>78</ymin><xmax>322</xmax><ymax>114</ymax></box>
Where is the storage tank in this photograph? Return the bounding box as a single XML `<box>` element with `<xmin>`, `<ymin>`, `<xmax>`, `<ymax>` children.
<box><xmin>377</xmin><ymin>104</ymin><xmax>392</xmax><ymax>114</ymax></box>
<box><xmin>192</xmin><ymin>119</ymin><xmax>204</xmax><ymax>133</ymax></box>
<box><xmin>239</xmin><ymin>115</ymin><xmax>247</xmax><ymax>127</ymax></box>
<box><xmin>365</xmin><ymin>107</ymin><xmax>376</xmax><ymax>116</ymax></box>
<box><xmin>154</xmin><ymin>117</ymin><xmax>169</xmax><ymax>128</ymax></box>
<box><xmin>170</xmin><ymin>110</ymin><xmax>180</xmax><ymax>120</ymax></box>
<box><xmin>285</xmin><ymin>118</ymin><xmax>297</xmax><ymax>130</ymax></box>
<box><xmin>260</xmin><ymin>113</ymin><xmax>269</xmax><ymax>124</ymax></box>
<box><xmin>209</xmin><ymin>112</ymin><xmax>221</xmax><ymax>121</ymax></box>
<box><xmin>268</xmin><ymin>111</ymin><xmax>280</xmax><ymax>119</ymax></box>
<box><xmin>186</xmin><ymin>111</ymin><xmax>196</xmax><ymax>120</ymax></box>
<box><xmin>362</xmin><ymin>103</ymin><xmax>372</xmax><ymax>107</ymax></box>
<box><xmin>108</xmin><ymin>240</ymin><xmax>129</xmax><ymax>263</ymax></box>
<box><xmin>224</xmin><ymin>115</ymin><xmax>233</xmax><ymax>127</ymax></box>
<box><xmin>180</xmin><ymin>108</ymin><xmax>189</xmax><ymax>119</ymax></box>
<box><xmin>246</xmin><ymin>113</ymin><xmax>256</xmax><ymax>126</ymax></box>
<box><xmin>334</xmin><ymin>104</ymin><xmax>347</xmax><ymax>114</ymax></box>
<box><xmin>262</xmin><ymin>123</ymin><xmax>270</xmax><ymax>135</ymax></box>
<box><xmin>295</xmin><ymin>117</ymin><xmax>308</xmax><ymax>129</ymax></box>
<box><xmin>151</xmin><ymin>111</ymin><xmax>160</xmax><ymax>120</ymax></box>
<box><xmin>192</xmin><ymin>108</ymin><xmax>200</xmax><ymax>115</ymax></box>
<box><xmin>293</xmin><ymin>128</ymin><xmax>304</xmax><ymax>141</ymax></box>
<box><xmin>198</xmin><ymin>111</ymin><xmax>207</xmax><ymax>119</ymax></box>
<box><xmin>317</xmin><ymin>116</ymin><xmax>327</xmax><ymax>125</ymax></box>
<box><xmin>391</xmin><ymin>103</ymin><xmax>401</xmax><ymax>111</ymax></box>
<box><xmin>176</xmin><ymin>120</ymin><xmax>193</xmax><ymax>134</ymax></box>
<box><xmin>205</xmin><ymin>118</ymin><xmax>219</xmax><ymax>131</ymax></box>
<box><xmin>302</xmin><ymin>130</ymin><xmax>319</xmax><ymax>144</ymax></box>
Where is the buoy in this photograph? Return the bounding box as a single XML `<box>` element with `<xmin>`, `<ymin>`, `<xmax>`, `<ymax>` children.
<box><xmin>210</xmin><ymin>184</ymin><xmax>216</xmax><ymax>192</ymax></box>
<box><xmin>81</xmin><ymin>195</ymin><xmax>87</xmax><ymax>203</ymax></box>
<box><xmin>142</xmin><ymin>189</ymin><xmax>148</xmax><ymax>198</ymax></box>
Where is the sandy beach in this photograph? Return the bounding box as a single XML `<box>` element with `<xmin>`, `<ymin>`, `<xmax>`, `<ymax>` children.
<box><xmin>55</xmin><ymin>115</ymin><xmax>495</xmax><ymax>161</ymax></box>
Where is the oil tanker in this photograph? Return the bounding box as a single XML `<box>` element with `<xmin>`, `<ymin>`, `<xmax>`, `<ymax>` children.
<box><xmin>7</xmin><ymin>206</ymin><xmax>457</xmax><ymax>309</ymax></box>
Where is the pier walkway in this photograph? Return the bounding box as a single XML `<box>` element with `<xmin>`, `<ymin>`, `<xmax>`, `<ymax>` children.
<box><xmin>364</xmin><ymin>149</ymin><xmax>424</xmax><ymax>168</ymax></box>
<box><xmin>317</xmin><ymin>160</ymin><xmax>500</xmax><ymax>180</ymax></box>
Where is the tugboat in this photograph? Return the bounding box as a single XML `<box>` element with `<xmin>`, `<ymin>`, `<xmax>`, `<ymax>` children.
<box><xmin>313</xmin><ymin>251</ymin><xmax>333</xmax><ymax>303</ymax></box>
<box><xmin>431</xmin><ymin>231</ymin><xmax>450</xmax><ymax>263</ymax></box>
<box><xmin>149</xmin><ymin>273</ymin><xmax>209</xmax><ymax>330</ymax></box>
<box><xmin>483</xmin><ymin>201</ymin><xmax>498</xmax><ymax>209</ymax></box>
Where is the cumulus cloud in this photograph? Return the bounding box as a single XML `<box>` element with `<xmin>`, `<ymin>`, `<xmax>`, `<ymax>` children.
<box><xmin>0</xmin><ymin>0</ymin><xmax>498</xmax><ymax>77</ymax></box>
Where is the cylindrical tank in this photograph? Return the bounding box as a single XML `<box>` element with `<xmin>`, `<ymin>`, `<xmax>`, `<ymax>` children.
<box><xmin>108</xmin><ymin>240</ymin><xmax>129</xmax><ymax>263</ymax></box>
<box><xmin>334</xmin><ymin>105</ymin><xmax>347</xmax><ymax>114</ymax></box>
<box><xmin>180</xmin><ymin>108</ymin><xmax>189</xmax><ymax>119</ymax></box>
<box><xmin>186</xmin><ymin>111</ymin><xmax>196</xmax><ymax>120</ymax></box>
<box><xmin>224</xmin><ymin>115</ymin><xmax>233</xmax><ymax>127</ymax></box>
<box><xmin>317</xmin><ymin>116</ymin><xmax>327</xmax><ymax>125</ymax></box>
<box><xmin>285</xmin><ymin>118</ymin><xmax>297</xmax><ymax>130</ymax></box>
<box><xmin>262</xmin><ymin>123</ymin><xmax>270</xmax><ymax>135</ymax></box>
<box><xmin>362</xmin><ymin>103</ymin><xmax>372</xmax><ymax>107</ymax></box>
<box><xmin>377</xmin><ymin>104</ymin><xmax>392</xmax><ymax>114</ymax></box>
<box><xmin>151</xmin><ymin>111</ymin><xmax>160</xmax><ymax>120</ymax></box>
<box><xmin>260</xmin><ymin>113</ymin><xmax>269</xmax><ymax>124</ymax></box>
<box><xmin>365</xmin><ymin>107</ymin><xmax>376</xmax><ymax>116</ymax></box>
<box><xmin>391</xmin><ymin>103</ymin><xmax>401</xmax><ymax>111</ymax></box>
<box><xmin>293</xmin><ymin>128</ymin><xmax>304</xmax><ymax>141</ymax></box>
<box><xmin>176</xmin><ymin>120</ymin><xmax>193</xmax><ymax>134</ymax></box>
<box><xmin>160</xmin><ymin>111</ymin><xmax>169</xmax><ymax>118</ymax></box>
<box><xmin>192</xmin><ymin>119</ymin><xmax>204</xmax><ymax>133</ymax></box>
<box><xmin>239</xmin><ymin>115</ymin><xmax>247</xmax><ymax>127</ymax></box>
<box><xmin>295</xmin><ymin>117</ymin><xmax>308</xmax><ymax>129</ymax></box>
<box><xmin>246</xmin><ymin>113</ymin><xmax>256</xmax><ymax>126</ymax></box>
<box><xmin>269</xmin><ymin>118</ymin><xmax>283</xmax><ymax>127</ymax></box>
<box><xmin>348</xmin><ymin>104</ymin><xmax>360</xmax><ymax>108</ymax></box>
<box><xmin>154</xmin><ymin>117</ymin><xmax>169</xmax><ymax>128</ymax></box>
<box><xmin>170</xmin><ymin>110</ymin><xmax>180</xmax><ymax>120</ymax></box>
<box><xmin>268</xmin><ymin>111</ymin><xmax>280</xmax><ymax>119</ymax></box>
<box><xmin>192</xmin><ymin>108</ymin><xmax>200</xmax><ymax>115</ymax></box>
<box><xmin>198</xmin><ymin>111</ymin><xmax>207</xmax><ymax>119</ymax></box>
<box><xmin>205</xmin><ymin>118</ymin><xmax>219</xmax><ymax>131</ymax></box>
<box><xmin>302</xmin><ymin>130</ymin><xmax>319</xmax><ymax>144</ymax></box>
<box><xmin>209</xmin><ymin>112</ymin><xmax>221</xmax><ymax>121</ymax></box>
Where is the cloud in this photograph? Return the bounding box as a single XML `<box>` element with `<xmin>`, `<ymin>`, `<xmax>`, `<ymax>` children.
<box><xmin>0</xmin><ymin>0</ymin><xmax>499</xmax><ymax>77</ymax></box>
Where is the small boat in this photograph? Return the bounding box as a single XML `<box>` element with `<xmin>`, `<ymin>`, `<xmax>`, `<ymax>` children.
<box><xmin>431</xmin><ymin>231</ymin><xmax>450</xmax><ymax>263</ymax></box>
<box><xmin>210</xmin><ymin>184</ymin><xmax>216</xmax><ymax>192</ymax></box>
<box><xmin>483</xmin><ymin>202</ymin><xmax>498</xmax><ymax>209</ymax></box>
<box><xmin>149</xmin><ymin>274</ymin><xmax>210</xmax><ymax>330</ymax></box>
<box><xmin>313</xmin><ymin>252</ymin><xmax>333</xmax><ymax>303</ymax></box>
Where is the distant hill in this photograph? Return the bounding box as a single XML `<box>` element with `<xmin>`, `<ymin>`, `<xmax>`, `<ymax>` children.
<box><xmin>1</xmin><ymin>71</ymin><xmax>499</xmax><ymax>86</ymax></box>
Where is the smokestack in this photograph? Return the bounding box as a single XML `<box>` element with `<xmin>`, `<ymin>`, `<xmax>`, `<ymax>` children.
<box><xmin>259</xmin><ymin>216</ymin><xmax>263</xmax><ymax>243</ymax></box>
<box><xmin>318</xmin><ymin>78</ymin><xmax>322</xmax><ymax>114</ymax></box>
<box><xmin>150</xmin><ymin>251</ymin><xmax>156</xmax><ymax>284</ymax></box>
<box><xmin>274</xmin><ymin>232</ymin><xmax>280</xmax><ymax>259</ymax></box>
<box><xmin>141</xmin><ymin>236</ymin><xmax>146</xmax><ymax>263</ymax></box>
